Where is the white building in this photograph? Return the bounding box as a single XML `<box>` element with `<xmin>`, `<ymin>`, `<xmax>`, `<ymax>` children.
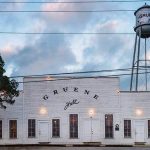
<box><xmin>0</xmin><ymin>76</ymin><xmax>150</xmax><ymax>145</ymax></box>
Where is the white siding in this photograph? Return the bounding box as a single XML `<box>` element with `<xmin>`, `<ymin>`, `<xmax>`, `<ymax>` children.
<box><xmin>0</xmin><ymin>91</ymin><xmax>23</xmax><ymax>145</ymax></box>
<box><xmin>120</xmin><ymin>92</ymin><xmax>150</xmax><ymax>145</ymax></box>
<box><xmin>22</xmin><ymin>77</ymin><xmax>120</xmax><ymax>144</ymax></box>
<box><xmin>1</xmin><ymin>77</ymin><xmax>150</xmax><ymax>145</ymax></box>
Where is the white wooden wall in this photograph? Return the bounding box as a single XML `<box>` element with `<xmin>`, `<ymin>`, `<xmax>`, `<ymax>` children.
<box><xmin>0</xmin><ymin>77</ymin><xmax>150</xmax><ymax>145</ymax></box>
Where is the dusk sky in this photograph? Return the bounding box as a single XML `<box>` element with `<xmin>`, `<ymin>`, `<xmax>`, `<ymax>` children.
<box><xmin>1</xmin><ymin>0</ymin><xmax>150</xmax><ymax>90</ymax></box>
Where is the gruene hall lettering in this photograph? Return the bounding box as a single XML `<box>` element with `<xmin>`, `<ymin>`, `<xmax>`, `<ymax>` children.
<box><xmin>64</xmin><ymin>99</ymin><xmax>79</xmax><ymax>110</ymax></box>
<box><xmin>43</xmin><ymin>87</ymin><xmax>99</xmax><ymax>100</ymax></box>
<box><xmin>42</xmin><ymin>87</ymin><xmax>99</xmax><ymax>110</ymax></box>
<box><xmin>52</xmin><ymin>87</ymin><xmax>99</xmax><ymax>100</ymax></box>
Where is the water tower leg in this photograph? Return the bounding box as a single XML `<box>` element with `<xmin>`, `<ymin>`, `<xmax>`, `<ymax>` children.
<box><xmin>135</xmin><ymin>29</ymin><xmax>141</xmax><ymax>91</ymax></box>
<box><xmin>145</xmin><ymin>38</ymin><xmax>148</xmax><ymax>91</ymax></box>
<box><xmin>130</xmin><ymin>34</ymin><xmax>138</xmax><ymax>91</ymax></box>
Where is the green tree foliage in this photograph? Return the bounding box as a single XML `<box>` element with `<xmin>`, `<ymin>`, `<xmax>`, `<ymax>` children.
<box><xmin>0</xmin><ymin>55</ymin><xmax>19</xmax><ymax>109</ymax></box>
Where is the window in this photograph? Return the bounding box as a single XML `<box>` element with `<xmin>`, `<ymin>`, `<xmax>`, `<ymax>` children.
<box><xmin>0</xmin><ymin>120</ymin><xmax>2</xmax><ymax>139</ymax></box>
<box><xmin>105</xmin><ymin>114</ymin><xmax>113</xmax><ymax>138</ymax></box>
<box><xmin>148</xmin><ymin>120</ymin><xmax>150</xmax><ymax>138</ymax></box>
<box><xmin>70</xmin><ymin>114</ymin><xmax>78</xmax><ymax>138</ymax></box>
<box><xmin>52</xmin><ymin>119</ymin><xmax>60</xmax><ymax>137</ymax></box>
<box><xmin>9</xmin><ymin>120</ymin><xmax>17</xmax><ymax>139</ymax></box>
<box><xmin>28</xmin><ymin>119</ymin><xmax>36</xmax><ymax>138</ymax></box>
<box><xmin>124</xmin><ymin>120</ymin><xmax>131</xmax><ymax>138</ymax></box>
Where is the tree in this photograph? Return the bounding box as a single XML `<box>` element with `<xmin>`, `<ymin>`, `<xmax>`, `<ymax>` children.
<box><xmin>0</xmin><ymin>55</ymin><xmax>19</xmax><ymax>109</ymax></box>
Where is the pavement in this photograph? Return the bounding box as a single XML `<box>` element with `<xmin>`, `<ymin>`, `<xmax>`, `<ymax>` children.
<box><xmin>0</xmin><ymin>146</ymin><xmax>150</xmax><ymax>150</ymax></box>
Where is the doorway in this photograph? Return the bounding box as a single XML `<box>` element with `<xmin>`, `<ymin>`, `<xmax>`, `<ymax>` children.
<box><xmin>38</xmin><ymin>121</ymin><xmax>50</xmax><ymax>142</ymax></box>
<box><xmin>83</xmin><ymin>118</ymin><xmax>100</xmax><ymax>142</ymax></box>
<box><xmin>135</xmin><ymin>120</ymin><xmax>145</xmax><ymax>142</ymax></box>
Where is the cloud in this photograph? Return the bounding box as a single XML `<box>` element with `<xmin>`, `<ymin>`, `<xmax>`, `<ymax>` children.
<box><xmin>146</xmin><ymin>49</ymin><xmax>150</xmax><ymax>61</ymax></box>
<box><xmin>6</xmin><ymin>34</ymin><xmax>76</xmax><ymax>76</ymax></box>
<box><xmin>0</xmin><ymin>0</ymin><xmax>24</xmax><ymax>11</ymax></box>
<box><xmin>1</xmin><ymin>44</ymin><xmax>16</xmax><ymax>54</ymax></box>
<box><xmin>41</xmin><ymin>2</ymin><xmax>75</xmax><ymax>22</ymax></box>
<box><xmin>0</xmin><ymin>1</ymin><xmax>142</xmax><ymax>91</ymax></box>
<box><xmin>32</xmin><ymin>19</ymin><xmax>47</xmax><ymax>33</ymax></box>
<box><xmin>40</xmin><ymin>1</ymin><xmax>106</xmax><ymax>30</ymax></box>
<box><xmin>5</xmin><ymin>64</ymin><xmax>15</xmax><ymax>77</ymax></box>
<box><xmin>1</xmin><ymin>42</ymin><xmax>24</xmax><ymax>57</ymax></box>
<box><xmin>67</xmin><ymin>19</ymin><xmax>134</xmax><ymax>73</ymax></box>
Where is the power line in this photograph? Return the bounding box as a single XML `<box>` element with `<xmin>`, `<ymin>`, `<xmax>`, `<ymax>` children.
<box><xmin>16</xmin><ymin>70</ymin><xmax>150</xmax><ymax>84</ymax></box>
<box><xmin>0</xmin><ymin>0</ymin><xmax>149</xmax><ymax>3</ymax></box>
<box><xmin>8</xmin><ymin>67</ymin><xmax>149</xmax><ymax>84</ymax></box>
<box><xmin>10</xmin><ymin>67</ymin><xmax>139</xmax><ymax>79</ymax></box>
<box><xmin>10</xmin><ymin>67</ymin><xmax>150</xmax><ymax>79</ymax></box>
<box><xmin>0</xmin><ymin>32</ymin><xmax>135</xmax><ymax>35</ymax></box>
<box><xmin>0</xmin><ymin>10</ymin><xmax>135</xmax><ymax>13</ymax></box>
<box><xmin>10</xmin><ymin>67</ymin><xmax>132</xmax><ymax>78</ymax></box>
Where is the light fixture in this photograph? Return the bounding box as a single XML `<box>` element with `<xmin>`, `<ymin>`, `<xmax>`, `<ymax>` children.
<box><xmin>46</xmin><ymin>76</ymin><xmax>53</xmax><ymax>81</ymax></box>
<box><xmin>39</xmin><ymin>107</ymin><xmax>47</xmax><ymax>115</ymax></box>
<box><xmin>135</xmin><ymin>108</ymin><xmax>143</xmax><ymax>116</ymax></box>
<box><xmin>116</xmin><ymin>89</ymin><xmax>120</xmax><ymax>94</ymax></box>
<box><xmin>89</xmin><ymin>109</ymin><xmax>95</xmax><ymax>118</ymax></box>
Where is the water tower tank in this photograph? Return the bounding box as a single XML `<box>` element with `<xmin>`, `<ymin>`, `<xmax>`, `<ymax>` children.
<box><xmin>134</xmin><ymin>4</ymin><xmax>150</xmax><ymax>38</ymax></box>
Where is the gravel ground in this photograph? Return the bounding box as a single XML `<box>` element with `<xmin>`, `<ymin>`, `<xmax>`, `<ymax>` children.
<box><xmin>0</xmin><ymin>146</ymin><xmax>150</xmax><ymax>150</ymax></box>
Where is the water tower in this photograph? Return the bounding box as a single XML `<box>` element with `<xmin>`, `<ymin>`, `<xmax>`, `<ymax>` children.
<box><xmin>130</xmin><ymin>3</ymin><xmax>150</xmax><ymax>91</ymax></box>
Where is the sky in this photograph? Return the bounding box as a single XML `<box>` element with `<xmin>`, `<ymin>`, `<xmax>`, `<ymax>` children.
<box><xmin>0</xmin><ymin>0</ymin><xmax>150</xmax><ymax>90</ymax></box>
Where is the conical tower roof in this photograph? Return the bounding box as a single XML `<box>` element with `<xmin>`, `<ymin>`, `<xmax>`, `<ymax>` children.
<box><xmin>134</xmin><ymin>3</ymin><xmax>150</xmax><ymax>15</ymax></box>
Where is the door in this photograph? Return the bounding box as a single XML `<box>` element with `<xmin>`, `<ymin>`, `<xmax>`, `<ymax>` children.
<box><xmin>135</xmin><ymin>120</ymin><xmax>145</xmax><ymax>142</ymax></box>
<box><xmin>38</xmin><ymin>121</ymin><xmax>50</xmax><ymax>142</ymax></box>
<box><xmin>83</xmin><ymin>118</ymin><xmax>100</xmax><ymax>142</ymax></box>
